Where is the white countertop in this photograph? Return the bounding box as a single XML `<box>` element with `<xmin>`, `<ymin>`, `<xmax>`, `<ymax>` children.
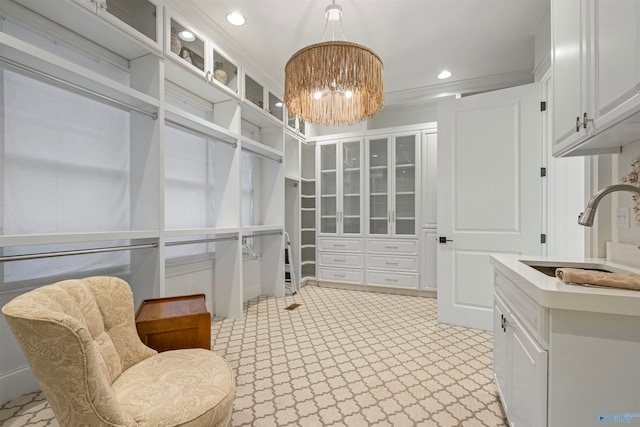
<box><xmin>490</xmin><ymin>254</ymin><xmax>640</xmax><ymax>316</ymax></box>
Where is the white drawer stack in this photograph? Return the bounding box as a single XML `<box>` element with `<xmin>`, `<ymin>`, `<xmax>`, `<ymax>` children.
<box><xmin>366</xmin><ymin>239</ymin><xmax>420</xmax><ymax>289</ymax></box>
<box><xmin>317</xmin><ymin>238</ymin><xmax>364</xmax><ymax>284</ymax></box>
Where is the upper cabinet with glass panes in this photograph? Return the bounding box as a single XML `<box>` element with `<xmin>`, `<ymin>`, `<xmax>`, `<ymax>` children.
<box><xmin>168</xmin><ymin>17</ymin><xmax>207</xmax><ymax>75</ymax></box>
<box><xmin>163</xmin><ymin>9</ymin><xmax>241</xmax><ymax>105</ymax></box>
<box><xmin>286</xmin><ymin>110</ymin><xmax>306</xmax><ymax>137</ymax></box>
<box><xmin>242</xmin><ymin>73</ymin><xmax>284</xmax><ymax>123</ymax></box>
<box><xmin>211</xmin><ymin>49</ymin><xmax>239</xmax><ymax>95</ymax></box>
<box><xmin>14</xmin><ymin>0</ymin><xmax>162</xmax><ymax>59</ymax></box>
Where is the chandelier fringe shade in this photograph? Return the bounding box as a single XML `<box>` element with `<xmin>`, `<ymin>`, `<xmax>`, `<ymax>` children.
<box><xmin>284</xmin><ymin>40</ymin><xmax>384</xmax><ymax>126</ymax></box>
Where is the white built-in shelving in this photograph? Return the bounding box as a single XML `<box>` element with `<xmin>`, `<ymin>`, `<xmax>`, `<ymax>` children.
<box><xmin>0</xmin><ymin>0</ymin><xmax>296</xmax><ymax>320</ymax></box>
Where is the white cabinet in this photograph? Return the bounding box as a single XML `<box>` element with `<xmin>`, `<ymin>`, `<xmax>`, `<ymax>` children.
<box><xmin>14</xmin><ymin>0</ymin><xmax>162</xmax><ymax>59</ymax></box>
<box><xmin>494</xmin><ymin>273</ymin><xmax>549</xmax><ymax>427</ymax></box>
<box><xmin>317</xmin><ymin>237</ymin><xmax>364</xmax><ymax>285</ymax></box>
<box><xmin>552</xmin><ymin>0</ymin><xmax>640</xmax><ymax>157</ymax></box>
<box><xmin>318</xmin><ymin>139</ymin><xmax>364</xmax><ymax>237</ymax></box>
<box><xmin>366</xmin><ymin>132</ymin><xmax>420</xmax><ymax>238</ymax></box>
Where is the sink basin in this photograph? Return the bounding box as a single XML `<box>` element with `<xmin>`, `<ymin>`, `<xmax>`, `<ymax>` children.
<box><xmin>525</xmin><ymin>264</ymin><xmax>612</xmax><ymax>277</ymax></box>
<box><xmin>519</xmin><ymin>260</ymin><xmax>634</xmax><ymax>277</ymax></box>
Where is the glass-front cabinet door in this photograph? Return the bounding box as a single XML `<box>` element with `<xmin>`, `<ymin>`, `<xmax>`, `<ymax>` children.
<box><xmin>393</xmin><ymin>134</ymin><xmax>418</xmax><ymax>236</ymax></box>
<box><xmin>367</xmin><ymin>133</ymin><xmax>419</xmax><ymax>238</ymax></box>
<box><xmin>318</xmin><ymin>139</ymin><xmax>363</xmax><ymax>236</ymax></box>
<box><xmin>102</xmin><ymin>0</ymin><xmax>159</xmax><ymax>44</ymax></box>
<box><xmin>320</xmin><ymin>143</ymin><xmax>338</xmax><ymax>234</ymax></box>
<box><xmin>169</xmin><ymin>18</ymin><xmax>206</xmax><ymax>73</ymax></box>
<box><xmin>341</xmin><ymin>139</ymin><xmax>362</xmax><ymax>235</ymax></box>
<box><xmin>368</xmin><ymin>137</ymin><xmax>390</xmax><ymax>236</ymax></box>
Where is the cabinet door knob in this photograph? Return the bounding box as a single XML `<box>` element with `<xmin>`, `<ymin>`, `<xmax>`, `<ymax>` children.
<box><xmin>576</xmin><ymin>116</ymin><xmax>581</xmax><ymax>132</ymax></box>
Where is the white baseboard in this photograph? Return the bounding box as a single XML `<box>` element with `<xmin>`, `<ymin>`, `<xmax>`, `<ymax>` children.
<box><xmin>0</xmin><ymin>365</ymin><xmax>39</xmax><ymax>405</ymax></box>
<box><xmin>316</xmin><ymin>281</ymin><xmax>437</xmax><ymax>298</ymax></box>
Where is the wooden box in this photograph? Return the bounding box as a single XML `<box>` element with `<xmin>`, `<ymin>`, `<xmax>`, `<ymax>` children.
<box><xmin>135</xmin><ymin>294</ymin><xmax>211</xmax><ymax>352</ymax></box>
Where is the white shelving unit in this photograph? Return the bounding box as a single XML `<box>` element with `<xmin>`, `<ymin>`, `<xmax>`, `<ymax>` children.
<box><xmin>0</xmin><ymin>0</ymin><xmax>293</xmax><ymax>317</ymax></box>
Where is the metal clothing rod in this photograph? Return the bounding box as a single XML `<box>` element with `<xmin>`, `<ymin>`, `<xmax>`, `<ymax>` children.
<box><xmin>0</xmin><ymin>242</ymin><xmax>159</xmax><ymax>263</ymax></box>
<box><xmin>242</xmin><ymin>230</ymin><xmax>283</xmax><ymax>238</ymax></box>
<box><xmin>241</xmin><ymin>147</ymin><xmax>283</xmax><ymax>163</ymax></box>
<box><xmin>0</xmin><ymin>57</ymin><xmax>158</xmax><ymax>120</ymax></box>
<box><xmin>165</xmin><ymin>118</ymin><xmax>237</xmax><ymax>148</ymax></box>
<box><xmin>165</xmin><ymin>236</ymin><xmax>238</xmax><ymax>246</ymax></box>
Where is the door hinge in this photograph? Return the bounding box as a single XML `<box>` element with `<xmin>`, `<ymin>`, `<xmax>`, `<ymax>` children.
<box><xmin>540</xmin><ymin>167</ymin><xmax>547</xmax><ymax>177</ymax></box>
<box><xmin>540</xmin><ymin>101</ymin><xmax>547</xmax><ymax>111</ymax></box>
<box><xmin>541</xmin><ymin>234</ymin><xmax>547</xmax><ymax>244</ymax></box>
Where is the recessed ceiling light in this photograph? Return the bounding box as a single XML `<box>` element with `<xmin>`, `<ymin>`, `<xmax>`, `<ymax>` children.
<box><xmin>178</xmin><ymin>30</ymin><xmax>195</xmax><ymax>42</ymax></box>
<box><xmin>437</xmin><ymin>70</ymin><xmax>452</xmax><ymax>80</ymax></box>
<box><xmin>227</xmin><ymin>11</ymin><xmax>246</xmax><ymax>26</ymax></box>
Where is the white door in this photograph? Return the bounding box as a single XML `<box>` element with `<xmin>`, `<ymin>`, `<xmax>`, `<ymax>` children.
<box><xmin>437</xmin><ymin>83</ymin><xmax>542</xmax><ymax>330</ymax></box>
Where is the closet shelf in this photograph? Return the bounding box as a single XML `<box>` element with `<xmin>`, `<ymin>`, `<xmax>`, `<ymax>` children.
<box><xmin>164</xmin><ymin>105</ymin><xmax>238</xmax><ymax>146</ymax></box>
<box><xmin>241</xmin><ymin>101</ymin><xmax>283</xmax><ymax>130</ymax></box>
<box><xmin>164</xmin><ymin>228</ymin><xmax>240</xmax><ymax>239</ymax></box>
<box><xmin>164</xmin><ymin>60</ymin><xmax>240</xmax><ymax>105</ymax></box>
<box><xmin>0</xmin><ymin>230</ymin><xmax>160</xmax><ymax>248</ymax></box>
<box><xmin>240</xmin><ymin>137</ymin><xmax>284</xmax><ymax>162</ymax></box>
<box><xmin>0</xmin><ymin>33</ymin><xmax>159</xmax><ymax>117</ymax></box>
<box><xmin>241</xmin><ymin>225</ymin><xmax>283</xmax><ymax>236</ymax></box>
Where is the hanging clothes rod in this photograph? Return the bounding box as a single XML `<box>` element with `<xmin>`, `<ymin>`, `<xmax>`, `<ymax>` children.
<box><xmin>242</xmin><ymin>230</ymin><xmax>283</xmax><ymax>238</ymax></box>
<box><xmin>241</xmin><ymin>146</ymin><xmax>283</xmax><ymax>163</ymax></box>
<box><xmin>0</xmin><ymin>242</ymin><xmax>158</xmax><ymax>263</ymax></box>
<box><xmin>165</xmin><ymin>118</ymin><xmax>237</xmax><ymax>148</ymax></box>
<box><xmin>165</xmin><ymin>236</ymin><xmax>238</xmax><ymax>246</ymax></box>
<box><xmin>0</xmin><ymin>57</ymin><xmax>158</xmax><ymax>120</ymax></box>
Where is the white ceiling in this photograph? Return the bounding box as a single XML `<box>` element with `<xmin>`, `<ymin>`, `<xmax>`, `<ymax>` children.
<box><xmin>173</xmin><ymin>0</ymin><xmax>549</xmax><ymax>106</ymax></box>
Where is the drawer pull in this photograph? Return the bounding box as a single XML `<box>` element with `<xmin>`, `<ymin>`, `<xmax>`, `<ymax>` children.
<box><xmin>385</xmin><ymin>262</ymin><xmax>399</xmax><ymax>266</ymax></box>
<box><xmin>335</xmin><ymin>274</ymin><xmax>346</xmax><ymax>278</ymax></box>
<box><xmin>385</xmin><ymin>245</ymin><xmax>399</xmax><ymax>249</ymax></box>
<box><xmin>385</xmin><ymin>278</ymin><xmax>398</xmax><ymax>282</ymax></box>
<box><xmin>334</xmin><ymin>259</ymin><xmax>345</xmax><ymax>262</ymax></box>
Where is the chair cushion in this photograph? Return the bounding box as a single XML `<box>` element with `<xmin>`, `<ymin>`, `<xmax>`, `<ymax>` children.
<box><xmin>112</xmin><ymin>349</ymin><xmax>235</xmax><ymax>427</ymax></box>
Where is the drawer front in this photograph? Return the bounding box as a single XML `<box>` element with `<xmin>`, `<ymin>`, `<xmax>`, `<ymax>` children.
<box><xmin>495</xmin><ymin>271</ymin><xmax>549</xmax><ymax>348</ymax></box>
<box><xmin>368</xmin><ymin>239</ymin><xmax>419</xmax><ymax>254</ymax></box>
<box><xmin>318</xmin><ymin>238</ymin><xmax>363</xmax><ymax>252</ymax></box>
<box><xmin>319</xmin><ymin>253</ymin><xmax>364</xmax><ymax>268</ymax></box>
<box><xmin>319</xmin><ymin>267</ymin><xmax>363</xmax><ymax>284</ymax></box>
<box><xmin>367</xmin><ymin>255</ymin><xmax>419</xmax><ymax>272</ymax></box>
<box><xmin>367</xmin><ymin>271</ymin><xmax>419</xmax><ymax>289</ymax></box>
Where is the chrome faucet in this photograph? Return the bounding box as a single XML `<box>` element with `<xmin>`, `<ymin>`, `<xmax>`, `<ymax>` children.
<box><xmin>578</xmin><ymin>184</ymin><xmax>640</xmax><ymax>226</ymax></box>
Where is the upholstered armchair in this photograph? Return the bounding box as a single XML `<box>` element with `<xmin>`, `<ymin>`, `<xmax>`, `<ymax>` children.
<box><xmin>2</xmin><ymin>276</ymin><xmax>235</xmax><ymax>427</ymax></box>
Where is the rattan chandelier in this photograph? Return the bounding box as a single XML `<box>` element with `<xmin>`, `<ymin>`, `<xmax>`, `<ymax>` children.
<box><xmin>284</xmin><ymin>1</ymin><xmax>384</xmax><ymax>126</ymax></box>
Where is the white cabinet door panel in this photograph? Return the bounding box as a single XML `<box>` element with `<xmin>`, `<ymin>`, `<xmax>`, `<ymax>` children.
<box><xmin>510</xmin><ymin>316</ymin><xmax>548</xmax><ymax>427</ymax></box>
<box><xmin>437</xmin><ymin>83</ymin><xmax>542</xmax><ymax>331</ymax></box>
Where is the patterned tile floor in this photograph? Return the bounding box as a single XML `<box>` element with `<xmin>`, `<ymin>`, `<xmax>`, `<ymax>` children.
<box><xmin>0</xmin><ymin>285</ymin><xmax>507</xmax><ymax>426</ymax></box>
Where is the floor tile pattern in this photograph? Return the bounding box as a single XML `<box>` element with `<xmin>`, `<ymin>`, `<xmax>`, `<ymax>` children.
<box><xmin>0</xmin><ymin>285</ymin><xmax>507</xmax><ymax>426</ymax></box>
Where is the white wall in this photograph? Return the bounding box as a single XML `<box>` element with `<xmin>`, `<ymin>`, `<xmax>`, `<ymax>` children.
<box><xmin>614</xmin><ymin>140</ymin><xmax>640</xmax><ymax>245</ymax></box>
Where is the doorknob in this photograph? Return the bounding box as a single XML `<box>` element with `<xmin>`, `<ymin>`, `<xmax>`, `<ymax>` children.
<box><xmin>439</xmin><ymin>236</ymin><xmax>453</xmax><ymax>244</ymax></box>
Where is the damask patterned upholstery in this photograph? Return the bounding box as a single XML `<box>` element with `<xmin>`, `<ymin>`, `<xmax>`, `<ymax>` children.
<box><xmin>2</xmin><ymin>276</ymin><xmax>235</xmax><ymax>427</ymax></box>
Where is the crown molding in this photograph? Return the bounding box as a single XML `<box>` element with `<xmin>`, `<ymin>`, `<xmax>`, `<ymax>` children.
<box><xmin>383</xmin><ymin>68</ymin><xmax>535</xmax><ymax>107</ymax></box>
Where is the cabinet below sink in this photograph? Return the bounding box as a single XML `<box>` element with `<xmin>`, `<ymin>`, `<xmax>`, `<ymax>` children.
<box><xmin>492</xmin><ymin>255</ymin><xmax>640</xmax><ymax>427</ymax></box>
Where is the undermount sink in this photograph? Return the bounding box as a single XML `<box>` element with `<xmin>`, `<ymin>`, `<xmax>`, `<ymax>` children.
<box><xmin>519</xmin><ymin>260</ymin><xmax>634</xmax><ymax>278</ymax></box>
